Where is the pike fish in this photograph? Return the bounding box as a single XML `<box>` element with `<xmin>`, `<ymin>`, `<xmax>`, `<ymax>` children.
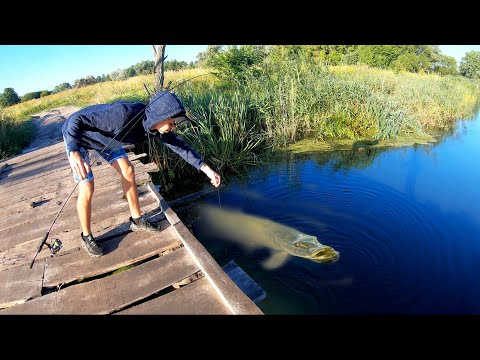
<box><xmin>200</xmin><ymin>205</ymin><xmax>339</xmax><ymax>270</ymax></box>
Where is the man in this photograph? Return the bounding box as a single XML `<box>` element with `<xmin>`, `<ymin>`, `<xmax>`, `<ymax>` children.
<box><xmin>62</xmin><ymin>90</ymin><xmax>221</xmax><ymax>257</ymax></box>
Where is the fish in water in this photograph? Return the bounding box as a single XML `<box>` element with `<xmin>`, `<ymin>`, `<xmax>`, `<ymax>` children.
<box><xmin>200</xmin><ymin>205</ymin><xmax>340</xmax><ymax>270</ymax></box>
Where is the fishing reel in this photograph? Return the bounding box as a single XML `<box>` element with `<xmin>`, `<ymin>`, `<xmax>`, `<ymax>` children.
<box><xmin>45</xmin><ymin>238</ymin><xmax>63</xmax><ymax>255</ymax></box>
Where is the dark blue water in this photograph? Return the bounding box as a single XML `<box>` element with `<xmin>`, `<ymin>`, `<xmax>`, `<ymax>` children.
<box><xmin>191</xmin><ymin>114</ymin><xmax>480</xmax><ymax>314</ymax></box>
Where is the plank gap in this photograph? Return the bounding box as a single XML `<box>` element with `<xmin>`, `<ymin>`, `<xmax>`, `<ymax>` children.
<box><xmin>45</xmin><ymin>253</ymin><xmax>162</xmax><ymax>292</ymax></box>
<box><xmin>110</xmin><ymin>284</ymin><xmax>178</xmax><ymax>314</ymax></box>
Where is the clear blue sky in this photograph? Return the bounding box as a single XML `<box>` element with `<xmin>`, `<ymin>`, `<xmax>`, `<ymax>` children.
<box><xmin>0</xmin><ymin>45</ymin><xmax>478</xmax><ymax>96</ymax></box>
<box><xmin>0</xmin><ymin>45</ymin><xmax>207</xmax><ymax>96</ymax></box>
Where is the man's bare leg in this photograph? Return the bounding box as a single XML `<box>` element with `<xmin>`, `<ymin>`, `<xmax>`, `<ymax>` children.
<box><xmin>111</xmin><ymin>157</ymin><xmax>141</xmax><ymax>218</ymax></box>
<box><xmin>78</xmin><ymin>180</ymin><xmax>94</xmax><ymax>236</ymax></box>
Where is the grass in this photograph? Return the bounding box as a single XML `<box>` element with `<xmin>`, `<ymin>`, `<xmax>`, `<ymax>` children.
<box><xmin>0</xmin><ymin>114</ymin><xmax>36</xmax><ymax>159</ymax></box>
<box><xmin>244</xmin><ymin>62</ymin><xmax>480</xmax><ymax>147</ymax></box>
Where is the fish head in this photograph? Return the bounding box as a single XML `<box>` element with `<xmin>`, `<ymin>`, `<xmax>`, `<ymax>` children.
<box><xmin>290</xmin><ymin>234</ymin><xmax>340</xmax><ymax>264</ymax></box>
<box><xmin>309</xmin><ymin>246</ymin><xmax>340</xmax><ymax>264</ymax></box>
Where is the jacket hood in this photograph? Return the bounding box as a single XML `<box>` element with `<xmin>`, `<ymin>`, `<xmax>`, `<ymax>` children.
<box><xmin>143</xmin><ymin>91</ymin><xmax>185</xmax><ymax>133</ymax></box>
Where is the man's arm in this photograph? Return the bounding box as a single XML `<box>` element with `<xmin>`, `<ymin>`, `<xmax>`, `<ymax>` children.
<box><xmin>160</xmin><ymin>132</ymin><xmax>206</xmax><ymax>170</ymax></box>
<box><xmin>160</xmin><ymin>132</ymin><xmax>221</xmax><ymax>187</ymax></box>
<box><xmin>63</xmin><ymin>114</ymin><xmax>84</xmax><ymax>153</ymax></box>
<box><xmin>63</xmin><ymin>115</ymin><xmax>90</xmax><ymax>180</ymax></box>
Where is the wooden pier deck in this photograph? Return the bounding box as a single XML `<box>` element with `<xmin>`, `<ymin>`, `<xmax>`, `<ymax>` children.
<box><xmin>0</xmin><ymin>140</ymin><xmax>263</xmax><ymax>315</ymax></box>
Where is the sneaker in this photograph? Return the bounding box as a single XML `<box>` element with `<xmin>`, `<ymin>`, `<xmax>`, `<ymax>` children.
<box><xmin>129</xmin><ymin>216</ymin><xmax>161</xmax><ymax>232</ymax></box>
<box><xmin>81</xmin><ymin>233</ymin><xmax>104</xmax><ymax>257</ymax></box>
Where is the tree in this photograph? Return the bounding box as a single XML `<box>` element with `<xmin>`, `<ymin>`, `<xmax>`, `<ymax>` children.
<box><xmin>73</xmin><ymin>75</ymin><xmax>97</xmax><ymax>88</ymax></box>
<box><xmin>133</xmin><ymin>60</ymin><xmax>154</xmax><ymax>75</ymax></box>
<box><xmin>459</xmin><ymin>51</ymin><xmax>480</xmax><ymax>79</ymax></box>
<box><xmin>392</xmin><ymin>52</ymin><xmax>420</xmax><ymax>72</ymax></box>
<box><xmin>358</xmin><ymin>45</ymin><xmax>402</xmax><ymax>69</ymax></box>
<box><xmin>196</xmin><ymin>45</ymin><xmax>224</xmax><ymax>67</ymax></box>
<box><xmin>431</xmin><ymin>54</ymin><xmax>458</xmax><ymax>76</ymax></box>
<box><xmin>0</xmin><ymin>88</ymin><xmax>20</xmax><ymax>107</ymax></box>
<box><xmin>52</xmin><ymin>82</ymin><xmax>72</xmax><ymax>94</ymax></box>
<box><xmin>152</xmin><ymin>45</ymin><xmax>166</xmax><ymax>91</ymax></box>
<box><xmin>21</xmin><ymin>91</ymin><xmax>41</xmax><ymax>102</ymax></box>
<box><xmin>124</xmin><ymin>66</ymin><xmax>137</xmax><ymax>78</ymax></box>
<box><xmin>209</xmin><ymin>45</ymin><xmax>267</xmax><ymax>82</ymax></box>
<box><xmin>165</xmin><ymin>60</ymin><xmax>189</xmax><ymax>71</ymax></box>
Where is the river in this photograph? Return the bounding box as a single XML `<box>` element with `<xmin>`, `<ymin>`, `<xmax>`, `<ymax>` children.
<box><xmin>189</xmin><ymin>113</ymin><xmax>480</xmax><ymax>314</ymax></box>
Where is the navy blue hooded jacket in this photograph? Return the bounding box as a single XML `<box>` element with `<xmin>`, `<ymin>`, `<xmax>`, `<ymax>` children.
<box><xmin>62</xmin><ymin>100</ymin><xmax>205</xmax><ymax>170</ymax></box>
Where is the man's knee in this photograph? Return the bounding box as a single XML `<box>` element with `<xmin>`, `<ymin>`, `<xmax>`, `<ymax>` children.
<box><xmin>79</xmin><ymin>180</ymin><xmax>95</xmax><ymax>199</ymax></box>
<box><xmin>120</xmin><ymin>160</ymin><xmax>135</xmax><ymax>179</ymax></box>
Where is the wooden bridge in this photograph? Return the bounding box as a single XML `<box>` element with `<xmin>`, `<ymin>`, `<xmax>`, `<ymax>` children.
<box><xmin>0</xmin><ymin>136</ymin><xmax>263</xmax><ymax>314</ymax></box>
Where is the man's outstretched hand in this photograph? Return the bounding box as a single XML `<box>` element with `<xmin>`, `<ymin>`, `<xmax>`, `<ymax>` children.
<box><xmin>201</xmin><ymin>164</ymin><xmax>221</xmax><ymax>188</ymax></box>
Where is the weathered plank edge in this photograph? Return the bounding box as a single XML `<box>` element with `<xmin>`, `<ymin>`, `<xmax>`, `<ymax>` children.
<box><xmin>147</xmin><ymin>181</ymin><xmax>263</xmax><ymax>315</ymax></box>
<box><xmin>222</xmin><ymin>260</ymin><xmax>266</xmax><ymax>304</ymax></box>
<box><xmin>0</xmin><ymin>163</ymin><xmax>9</xmax><ymax>175</ymax></box>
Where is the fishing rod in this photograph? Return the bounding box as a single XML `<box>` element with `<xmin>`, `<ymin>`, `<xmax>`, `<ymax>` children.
<box><xmin>29</xmin><ymin>71</ymin><xmax>212</xmax><ymax>269</ymax></box>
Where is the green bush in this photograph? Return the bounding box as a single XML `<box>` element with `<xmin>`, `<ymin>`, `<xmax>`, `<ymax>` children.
<box><xmin>21</xmin><ymin>91</ymin><xmax>42</xmax><ymax>102</ymax></box>
<box><xmin>0</xmin><ymin>116</ymin><xmax>35</xmax><ymax>159</ymax></box>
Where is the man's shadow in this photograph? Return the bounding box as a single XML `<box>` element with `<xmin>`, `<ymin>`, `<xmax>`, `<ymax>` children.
<box><xmin>96</xmin><ymin>208</ymin><xmax>169</xmax><ymax>255</ymax></box>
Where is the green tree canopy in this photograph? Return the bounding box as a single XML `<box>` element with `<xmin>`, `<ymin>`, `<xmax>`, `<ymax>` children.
<box><xmin>21</xmin><ymin>91</ymin><xmax>41</xmax><ymax>102</ymax></box>
<box><xmin>133</xmin><ymin>60</ymin><xmax>154</xmax><ymax>75</ymax></box>
<box><xmin>52</xmin><ymin>82</ymin><xmax>72</xmax><ymax>94</ymax></box>
<box><xmin>209</xmin><ymin>45</ymin><xmax>267</xmax><ymax>82</ymax></box>
<box><xmin>0</xmin><ymin>88</ymin><xmax>21</xmax><ymax>107</ymax></box>
<box><xmin>165</xmin><ymin>60</ymin><xmax>189</xmax><ymax>71</ymax></box>
<box><xmin>459</xmin><ymin>51</ymin><xmax>480</xmax><ymax>79</ymax></box>
<box><xmin>431</xmin><ymin>54</ymin><xmax>458</xmax><ymax>76</ymax></box>
<box><xmin>196</xmin><ymin>45</ymin><xmax>224</xmax><ymax>67</ymax></box>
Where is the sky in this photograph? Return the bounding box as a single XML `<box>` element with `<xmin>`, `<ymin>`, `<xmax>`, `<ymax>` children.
<box><xmin>0</xmin><ymin>45</ymin><xmax>479</xmax><ymax>96</ymax></box>
<box><xmin>0</xmin><ymin>45</ymin><xmax>208</xmax><ymax>96</ymax></box>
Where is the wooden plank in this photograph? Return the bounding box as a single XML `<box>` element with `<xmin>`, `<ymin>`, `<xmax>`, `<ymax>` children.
<box><xmin>0</xmin><ymin>247</ymin><xmax>199</xmax><ymax>314</ymax></box>
<box><xmin>0</xmin><ymin>157</ymin><xmax>69</xmax><ymax>189</ymax></box>
<box><xmin>0</xmin><ymin>141</ymin><xmax>65</xmax><ymax>166</ymax></box>
<box><xmin>0</xmin><ymin>146</ymin><xmax>66</xmax><ymax>173</ymax></box>
<box><xmin>0</xmin><ymin>162</ymin><xmax>151</xmax><ymax>214</ymax></box>
<box><xmin>0</xmin><ymin>167</ymin><xmax>71</xmax><ymax>194</ymax></box>
<box><xmin>0</xmin><ymin>154</ymin><xmax>150</xmax><ymax>195</ymax></box>
<box><xmin>0</xmin><ymin>180</ymin><xmax>124</xmax><ymax>227</ymax></box>
<box><xmin>128</xmin><ymin>153</ymin><xmax>147</xmax><ymax>161</ymax></box>
<box><xmin>147</xmin><ymin>181</ymin><xmax>263</xmax><ymax>315</ymax></box>
<box><xmin>0</xmin><ymin>260</ymin><xmax>44</xmax><ymax>309</ymax></box>
<box><xmin>116</xmin><ymin>276</ymin><xmax>231</xmax><ymax>315</ymax></box>
<box><xmin>43</xmin><ymin>226</ymin><xmax>180</xmax><ymax>288</ymax></box>
<box><xmin>0</xmin><ymin>204</ymin><xmax>166</xmax><ymax>273</ymax></box>
<box><xmin>222</xmin><ymin>260</ymin><xmax>266</xmax><ymax>304</ymax></box>
<box><xmin>0</xmin><ymin>186</ymin><xmax>157</xmax><ymax>252</ymax></box>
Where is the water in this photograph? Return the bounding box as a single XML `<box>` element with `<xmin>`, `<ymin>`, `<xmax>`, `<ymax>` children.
<box><xmin>190</xmin><ymin>114</ymin><xmax>480</xmax><ymax>314</ymax></box>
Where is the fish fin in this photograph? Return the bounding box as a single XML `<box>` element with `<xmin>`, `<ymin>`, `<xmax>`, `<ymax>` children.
<box><xmin>261</xmin><ymin>251</ymin><xmax>290</xmax><ymax>270</ymax></box>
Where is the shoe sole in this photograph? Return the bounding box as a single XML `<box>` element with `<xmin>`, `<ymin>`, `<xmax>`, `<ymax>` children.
<box><xmin>81</xmin><ymin>240</ymin><xmax>103</xmax><ymax>257</ymax></box>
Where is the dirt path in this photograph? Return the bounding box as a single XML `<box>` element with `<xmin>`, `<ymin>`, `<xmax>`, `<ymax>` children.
<box><xmin>22</xmin><ymin>105</ymin><xmax>80</xmax><ymax>153</ymax></box>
